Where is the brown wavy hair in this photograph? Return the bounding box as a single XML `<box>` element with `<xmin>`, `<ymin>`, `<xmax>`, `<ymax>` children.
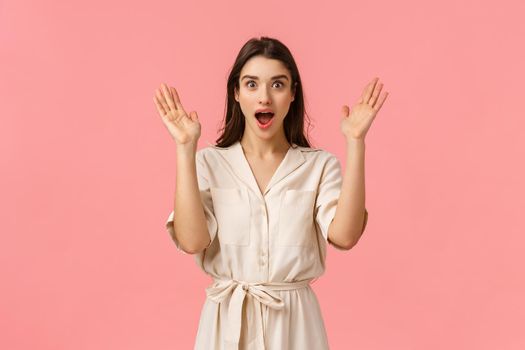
<box><xmin>214</xmin><ymin>36</ymin><xmax>312</xmax><ymax>148</ymax></box>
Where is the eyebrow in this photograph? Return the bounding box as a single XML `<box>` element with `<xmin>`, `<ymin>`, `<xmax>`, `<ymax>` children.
<box><xmin>241</xmin><ymin>74</ymin><xmax>290</xmax><ymax>81</ymax></box>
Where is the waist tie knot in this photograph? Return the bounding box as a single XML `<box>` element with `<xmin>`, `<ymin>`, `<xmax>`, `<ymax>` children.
<box><xmin>205</xmin><ymin>278</ymin><xmax>314</xmax><ymax>349</ymax></box>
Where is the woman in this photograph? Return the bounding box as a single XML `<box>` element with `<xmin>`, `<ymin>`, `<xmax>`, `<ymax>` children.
<box><xmin>153</xmin><ymin>36</ymin><xmax>388</xmax><ymax>350</ymax></box>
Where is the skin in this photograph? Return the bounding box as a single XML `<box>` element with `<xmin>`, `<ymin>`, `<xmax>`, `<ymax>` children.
<box><xmin>330</xmin><ymin>77</ymin><xmax>388</xmax><ymax>249</ymax></box>
<box><xmin>234</xmin><ymin>56</ymin><xmax>298</xmax><ymax>193</ymax></box>
<box><xmin>153</xmin><ymin>85</ymin><xmax>208</xmax><ymax>253</ymax></box>
<box><xmin>234</xmin><ymin>56</ymin><xmax>296</xmax><ymax>159</ymax></box>
<box><xmin>153</xmin><ymin>60</ymin><xmax>389</xmax><ymax>252</ymax></box>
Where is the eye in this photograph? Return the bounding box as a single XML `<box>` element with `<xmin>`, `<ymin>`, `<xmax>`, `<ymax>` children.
<box><xmin>245</xmin><ymin>80</ymin><xmax>285</xmax><ymax>88</ymax></box>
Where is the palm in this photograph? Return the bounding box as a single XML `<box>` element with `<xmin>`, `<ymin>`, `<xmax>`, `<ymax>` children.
<box><xmin>167</xmin><ymin>109</ymin><xmax>201</xmax><ymax>144</ymax></box>
<box><xmin>153</xmin><ymin>83</ymin><xmax>201</xmax><ymax>145</ymax></box>
<box><xmin>340</xmin><ymin>77</ymin><xmax>388</xmax><ymax>140</ymax></box>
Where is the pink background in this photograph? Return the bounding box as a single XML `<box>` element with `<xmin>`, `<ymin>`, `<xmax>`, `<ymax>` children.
<box><xmin>2</xmin><ymin>0</ymin><xmax>524</xmax><ymax>349</ymax></box>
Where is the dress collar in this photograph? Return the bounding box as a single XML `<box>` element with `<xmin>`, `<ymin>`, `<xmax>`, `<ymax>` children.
<box><xmin>210</xmin><ymin>140</ymin><xmax>306</xmax><ymax>200</ymax></box>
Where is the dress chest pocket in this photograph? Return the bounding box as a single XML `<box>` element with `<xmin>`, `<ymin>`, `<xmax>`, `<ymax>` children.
<box><xmin>210</xmin><ymin>187</ymin><xmax>251</xmax><ymax>246</ymax></box>
<box><xmin>277</xmin><ymin>189</ymin><xmax>317</xmax><ymax>246</ymax></box>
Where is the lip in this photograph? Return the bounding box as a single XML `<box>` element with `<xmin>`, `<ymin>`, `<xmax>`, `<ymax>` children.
<box><xmin>255</xmin><ymin>108</ymin><xmax>274</xmax><ymax>114</ymax></box>
<box><xmin>256</xmin><ymin>116</ymin><xmax>274</xmax><ymax>129</ymax></box>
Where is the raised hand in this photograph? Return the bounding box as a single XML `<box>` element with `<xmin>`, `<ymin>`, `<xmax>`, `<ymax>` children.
<box><xmin>153</xmin><ymin>83</ymin><xmax>201</xmax><ymax>145</ymax></box>
<box><xmin>340</xmin><ymin>77</ymin><xmax>388</xmax><ymax>140</ymax></box>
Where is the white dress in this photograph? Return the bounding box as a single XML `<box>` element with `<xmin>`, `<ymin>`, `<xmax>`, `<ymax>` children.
<box><xmin>165</xmin><ymin>140</ymin><xmax>368</xmax><ymax>349</ymax></box>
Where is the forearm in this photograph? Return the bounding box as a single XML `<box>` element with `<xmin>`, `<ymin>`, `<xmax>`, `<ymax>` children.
<box><xmin>329</xmin><ymin>138</ymin><xmax>367</xmax><ymax>248</ymax></box>
<box><xmin>172</xmin><ymin>142</ymin><xmax>210</xmax><ymax>253</ymax></box>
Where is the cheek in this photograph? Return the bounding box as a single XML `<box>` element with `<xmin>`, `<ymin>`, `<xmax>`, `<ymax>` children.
<box><xmin>238</xmin><ymin>92</ymin><xmax>254</xmax><ymax>104</ymax></box>
<box><xmin>277</xmin><ymin>91</ymin><xmax>293</xmax><ymax>102</ymax></box>
<box><xmin>237</xmin><ymin>99</ymin><xmax>252</xmax><ymax>117</ymax></box>
<box><xmin>276</xmin><ymin>95</ymin><xmax>293</xmax><ymax>109</ymax></box>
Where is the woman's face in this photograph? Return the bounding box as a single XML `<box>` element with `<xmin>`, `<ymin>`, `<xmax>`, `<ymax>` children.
<box><xmin>234</xmin><ymin>56</ymin><xmax>295</xmax><ymax>141</ymax></box>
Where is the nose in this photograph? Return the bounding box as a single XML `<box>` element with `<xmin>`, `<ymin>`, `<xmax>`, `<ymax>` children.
<box><xmin>258</xmin><ymin>86</ymin><xmax>272</xmax><ymax>105</ymax></box>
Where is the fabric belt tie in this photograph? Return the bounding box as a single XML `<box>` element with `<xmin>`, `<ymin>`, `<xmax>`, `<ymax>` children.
<box><xmin>205</xmin><ymin>278</ymin><xmax>314</xmax><ymax>349</ymax></box>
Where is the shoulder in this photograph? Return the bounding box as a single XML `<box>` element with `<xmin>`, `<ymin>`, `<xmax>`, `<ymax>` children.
<box><xmin>195</xmin><ymin>140</ymin><xmax>231</xmax><ymax>166</ymax></box>
<box><xmin>197</xmin><ymin>140</ymin><xmax>338</xmax><ymax>164</ymax></box>
<box><xmin>295</xmin><ymin>144</ymin><xmax>339</xmax><ymax>165</ymax></box>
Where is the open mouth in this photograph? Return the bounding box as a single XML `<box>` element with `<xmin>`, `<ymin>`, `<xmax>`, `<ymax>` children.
<box><xmin>255</xmin><ymin>112</ymin><xmax>275</xmax><ymax>125</ymax></box>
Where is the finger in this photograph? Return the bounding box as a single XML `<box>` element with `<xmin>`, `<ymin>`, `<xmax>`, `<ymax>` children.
<box><xmin>189</xmin><ymin>111</ymin><xmax>199</xmax><ymax>122</ymax></box>
<box><xmin>341</xmin><ymin>105</ymin><xmax>350</xmax><ymax>118</ymax></box>
<box><xmin>161</xmin><ymin>83</ymin><xmax>177</xmax><ymax>112</ymax></box>
<box><xmin>153</xmin><ymin>94</ymin><xmax>168</xmax><ymax>119</ymax></box>
<box><xmin>156</xmin><ymin>88</ymin><xmax>170</xmax><ymax>116</ymax></box>
<box><xmin>360</xmin><ymin>77</ymin><xmax>379</xmax><ymax>105</ymax></box>
<box><xmin>373</xmin><ymin>91</ymin><xmax>389</xmax><ymax>112</ymax></box>
<box><xmin>369</xmin><ymin>82</ymin><xmax>383</xmax><ymax>108</ymax></box>
<box><xmin>170</xmin><ymin>87</ymin><xmax>185</xmax><ymax>111</ymax></box>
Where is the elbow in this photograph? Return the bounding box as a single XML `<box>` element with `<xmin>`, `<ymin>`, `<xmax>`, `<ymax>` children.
<box><xmin>181</xmin><ymin>246</ymin><xmax>201</xmax><ymax>255</ymax></box>
<box><xmin>169</xmin><ymin>231</ymin><xmax>192</xmax><ymax>254</ymax></box>
<box><xmin>328</xmin><ymin>228</ymin><xmax>363</xmax><ymax>251</ymax></box>
<box><xmin>185</xmin><ymin>240</ymin><xmax>210</xmax><ymax>255</ymax></box>
<box><xmin>175</xmin><ymin>240</ymin><xmax>203</xmax><ymax>255</ymax></box>
<box><xmin>327</xmin><ymin>231</ymin><xmax>356</xmax><ymax>251</ymax></box>
<box><xmin>329</xmin><ymin>238</ymin><xmax>355</xmax><ymax>251</ymax></box>
<box><xmin>342</xmin><ymin>209</ymin><xmax>368</xmax><ymax>250</ymax></box>
<box><xmin>175</xmin><ymin>238</ymin><xmax>206</xmax><ymax>255</ymax></box>
<box><xmin>327</xmin><ymin>218</ymin><xmax>362</xmax><ymax>251</ymax></box>
<box><xmin>327</xmin><ymin>210</ymin><xmax>368</xmax><ymax>251</ymax></box>
<box><xmin>347</xmin><ymin>226</ymin><xmax>368</xmax><ymax>249</ymax></box>
<box><xmin>176</xmin><ymin>235</ymin><xmax>211</xmax><ymax>255</ymax></box>
<box><xmin>339</xmin><ymin>238</ymin><xmax>358</xmax><ymax>251</ymax></box>
<box><xmin>344</xmin><ymin>225</ymin><xmax>367</xmax><ymax>250</ymax></box>
<box><xmin>171</xmin><ymin>221</ymin><xmax>211</xmax><ymax>254</ymax></box>
<box><xmin>340</xmin><ymin>234</ymin><xmax>363</xmax><ymax>250</ymax></box>
<box><xmin>176</xmin><ymin>239</ymin><xmax>198</xmax><ymax>254</ymax></box>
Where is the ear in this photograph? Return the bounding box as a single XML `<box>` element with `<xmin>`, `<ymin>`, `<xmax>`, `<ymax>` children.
<box><xmin>234</xmin><ymin>87</ymin><xmax>239</xmax><ymax>102</ymax></box>
<box><xmin>291</xmin><ymin>82</ymin><xmax>297</xmax><ymax>102</ymax></box>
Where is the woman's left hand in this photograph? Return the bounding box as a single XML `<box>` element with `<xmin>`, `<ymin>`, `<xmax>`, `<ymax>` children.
<box><xmin>340</xmin><ymin>77</ymin><xmax>389</xmax><ymax>141</ymax></box>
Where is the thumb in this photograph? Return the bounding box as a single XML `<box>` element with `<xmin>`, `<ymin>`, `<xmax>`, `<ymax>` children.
<box><xmin>189</xmin><ymin>111</ymin><xmax>199</xmax><ymax>122</ymax></box>
<box><xmin>341</xmin><ymin>105</ymin><xmax>350</xmax><ymax>118</ymax></box>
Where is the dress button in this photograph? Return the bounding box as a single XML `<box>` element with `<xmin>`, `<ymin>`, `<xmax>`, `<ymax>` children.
<box><xmin>242</xmin><ymin>284</ymin><xmax>249</xmax><ymax>291</ymax></box>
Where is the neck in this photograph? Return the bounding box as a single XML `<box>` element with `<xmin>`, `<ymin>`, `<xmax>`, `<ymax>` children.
<box><xmin>239</xmin><ymin>135</ymin><xmax>291</xmax><ymax>158</ymax></box>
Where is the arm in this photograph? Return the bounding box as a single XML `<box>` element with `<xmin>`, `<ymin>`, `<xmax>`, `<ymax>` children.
<box><xmin>153</xmin><ymin>82</ymin><xmax>211</xmax><ymax>254</ymax></box>
<box><xmin>327</xmin><ymin>76</ymin><xmax>388</xmax><ymax>250</ymax></box>
<box><xmin>327</xmin><ymin>138</ymin><xmax>367</xmax><ymax>250</ymax></box>
<box><xmin>171</xmin><ymin>142</ymin><xmax>212</xmax><ymax>254</ymax></box>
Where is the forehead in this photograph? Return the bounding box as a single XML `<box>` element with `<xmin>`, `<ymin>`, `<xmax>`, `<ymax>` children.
<box><xmin>240</xmin><ymin>56</ymin><xmax>290</xmax><ymax>79</ymax></box>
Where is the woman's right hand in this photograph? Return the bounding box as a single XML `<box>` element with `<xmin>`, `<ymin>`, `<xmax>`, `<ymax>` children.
<box><xmin>153</xmin><ymin>83</ymin><xmax>201</xmax><ymax>145</ymax></box>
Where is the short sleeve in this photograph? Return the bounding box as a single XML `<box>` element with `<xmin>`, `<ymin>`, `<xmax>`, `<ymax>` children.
<box><xmin>315</xmin><ymin>154</ymin><xmax>368</xmax><ymax>250</ymax></box>
<box><xmin>165</xmin><ymin>151</ymin><xmax>218</xmax><ymax>254</ymax></box>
